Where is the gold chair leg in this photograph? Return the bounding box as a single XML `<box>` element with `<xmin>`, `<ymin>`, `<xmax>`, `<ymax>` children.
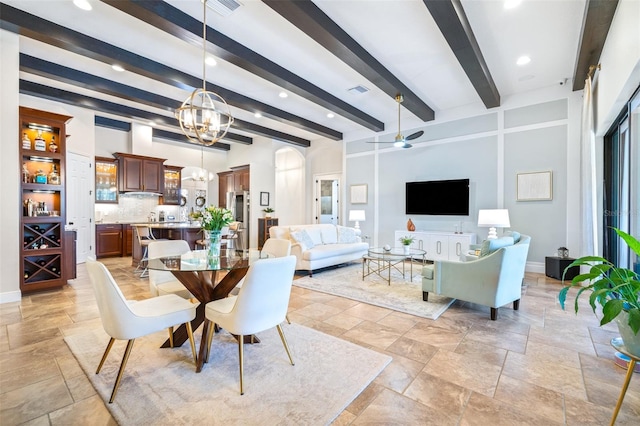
<box><xmin>610</xmin><ymin>358</ymin><xmax>636</xmax><ymax>426</ymax></box>
<box><xmin>185</xmin><ymin>321</ymin><xmax>197</xmax><ymax>364</ymax></box>
<box><xmin>206</xmin><ymin>320</ymin><xmax>215</xmax><ymax>363</ymax></box>
<box><xmin>109</xmin><ymin>339</ymin><xmax>135</xmax><ymax>403</ymax></box>
<box><xmin>168</xmin><ymin>326</ymin><xmax>174</xmax><ymax>348</ymax></box>
<box><xmin>96</xmin><ymin>337</ymin><xmax>115</xmax><ymax>374</ymax></box>
<box><xmin>276</xmin><ymin>324</ymin><xmax>295</xmax><ymax>366</ymax></box>
<box><xmin>238</xmin><ymin>334</ymin><xmax>244</xmax><ymax>395</ymax></box>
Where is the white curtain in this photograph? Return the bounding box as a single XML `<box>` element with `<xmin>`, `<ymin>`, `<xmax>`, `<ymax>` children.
<box><xmin>580</xmin><ymin>77</ymin><xmax>599</xmax><ymax>256</ymax></box>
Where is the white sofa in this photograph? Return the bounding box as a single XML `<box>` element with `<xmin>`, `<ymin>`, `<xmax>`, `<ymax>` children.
<box><xmin>269</xmin><ymin>224</ymin><xmax>369</xmax><ymax>276</ymax></box>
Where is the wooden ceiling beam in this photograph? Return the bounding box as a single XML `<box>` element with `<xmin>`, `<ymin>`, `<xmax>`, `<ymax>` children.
<box><xmin>572</xmin><ymin>0</ymin><xmax>619</xmax><ymax>91</ymax></box>
<box><xmin>263</xmin><ymin>0</ymin><xmax>435</xmax><ymax>122</ymax></box>
<box><xmin>0</xmin><ymin>3</ymin><xmax>338</xmax><ymax>142</ymax></box>
<box><xmin>101</xmin><ymin>0</ymin><xmax>384</xmax><ymax>132</ymax></box>
<box><xmin>422</xmin><ymin>0</ymin><xmax>500</xmax><ymax>109</ymax></box>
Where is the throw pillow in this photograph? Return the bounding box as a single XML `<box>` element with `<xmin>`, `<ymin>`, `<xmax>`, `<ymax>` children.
<box><xmin>480</xmin><ymin>236</ymin><xmax>514</xmax><ymax>257</ymax></box>
<box><xmin>289</xmin><ymin>229</ymin><xmax>315</xmax><ymax>251</ymax></box>
<box><xmin>336</xmin><ymin>225</ymin><xmax>357</xmax><ymax>243</ymax></box>
<box><xmin>504</xmin><ymin>230</ymin><xmax>521</xmax><ymax>243</ymax></box>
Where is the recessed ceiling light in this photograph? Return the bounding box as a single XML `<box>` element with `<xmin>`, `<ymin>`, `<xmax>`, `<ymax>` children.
<box><xmin>516</xmin><ymin>55</ymin><xmax>531</xmax><ymax>66</ymax></box>
<box><xmin>205</xmin><ymin>56</ymin><xmax>217</xmax><ymax>67</ymax></box>
<box><xmin>278</xmin><ymin>91</ymin><xmax>288</xmax><ymax>98</ymax></box>
<box><xmin>73</xmin><ymin>0</ymin><xmax>92</xmax><ymax>11</ymax></box>
<box><xmin>111</xmin><ymin>64</ymin><xmax>125</xmax><ymax>72</ymax></box>
<box><xmin>504</xmin><ymin>0</ymin><xmax>522</xmax><ymax>9</ymax></box>
<box><xmin>326</xmin><ymin>113</ymin><xmax>335</xmax><ymax>119</ymax></box>
<box><xmin>254</xmin><ymin>112</ymin><xmax>262</xmax><ymax>118</ymax></box>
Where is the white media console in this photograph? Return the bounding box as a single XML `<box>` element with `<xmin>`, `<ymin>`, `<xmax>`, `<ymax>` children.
<box><xmin>394</xmin><ymin>230</ymin><xmax>477</xmax><ymax>262</ymax></box>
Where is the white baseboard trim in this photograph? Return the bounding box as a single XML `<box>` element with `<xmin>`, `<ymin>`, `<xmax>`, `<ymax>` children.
<box><xmin>526</xmin><ymin>261</ymin><xmax>545</xmax><ymax>274</ymax></box>
<box><xmin>0</xmin><ymin>290</ymin><xmax>22</xmax><ymax>304</ymax></box>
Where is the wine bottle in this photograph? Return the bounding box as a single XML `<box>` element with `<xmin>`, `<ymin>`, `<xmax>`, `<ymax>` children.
<box><xmin>24</xmin><ymin>272</ymin><xmax>30</xmax><ymax>279</ymax></box>
<box><xmin>38</xmin><ymin>259</ymin><xmax>46</xmax><ymax>266</ymax></box>
<box><xmin>50</xmin><ymin>266</ymin><xmax>58</xmax><ymax>273</ymax></box>
<box><xmin>34</xmin><ymin>225</ymin><xmax>40</xmax><ymax>231</ymax></box>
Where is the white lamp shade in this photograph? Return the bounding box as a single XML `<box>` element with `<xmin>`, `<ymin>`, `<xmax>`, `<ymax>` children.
<box><xmin>477</xmin><ymin>209</ymin><xmax>510</xmax><ymax>228</ymax></box>
<box><xmin>348</xmin><ymin>210</ymin><xmax>366</xmax><ymax>222</ymax></box>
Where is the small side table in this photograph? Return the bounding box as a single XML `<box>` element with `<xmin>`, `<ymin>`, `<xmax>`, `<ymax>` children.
<box><xmin>609</xmin><ymin>337</ymin><xmax>639</xmax><ymax>425</ymax></box>
<box><xmin>545</xmin><ymin>256</ymin><xmax>579</xmax><ymax>281</ymax></box>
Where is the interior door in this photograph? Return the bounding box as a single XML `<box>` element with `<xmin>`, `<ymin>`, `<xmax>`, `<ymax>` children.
<box><xmin>316</xmin><ymin>177</ymin><xmax>339</xmax><ymax>225</ymax></box>
<box><xmin>67</xmin><ymin>152</ymin><xmax>92</xmax><ymax>263</ymax></box>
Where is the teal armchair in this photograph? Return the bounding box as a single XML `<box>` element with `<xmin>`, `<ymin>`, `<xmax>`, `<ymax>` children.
<box><xmin>421</xmin><ymin>234</ymin><xmax>531</xmax><ymax>320</ymax></box>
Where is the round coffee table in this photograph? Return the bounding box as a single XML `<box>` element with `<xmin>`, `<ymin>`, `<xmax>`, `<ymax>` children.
<box><xmin>362</xmin><ymin>247</ymin><xmax>426</xmax><ymax>285</ymax></box>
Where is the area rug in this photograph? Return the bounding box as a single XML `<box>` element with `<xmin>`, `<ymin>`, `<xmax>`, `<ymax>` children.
<box><xmin>65</xmin><ymin>323</ymin><xmax>391</xmax><ymax>425</ymax></box>
<box><xmin>294</xmin><ymin>262</ymin><xmax>455</xmax><ymax>320</ymax></box>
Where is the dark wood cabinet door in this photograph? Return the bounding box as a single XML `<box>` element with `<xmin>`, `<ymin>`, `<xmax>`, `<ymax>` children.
<box><xmin>143</xmin><ymin>159</ymin><xmax>163</xmax><ymax>193</ymax></box>
<box><xmin>120</xmin><ymin>156</ymin><xmax>143</xmax><ymax>191</ymax></box>
<box><xmin>96</xmin><ymin>225</ymin><xmax>122</xmax><ymax>258</ymax></box>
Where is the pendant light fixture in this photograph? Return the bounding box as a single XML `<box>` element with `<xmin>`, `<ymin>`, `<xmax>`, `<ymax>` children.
<box><xmin>175</xmin><ymin>0</ymin><xmax>233</xmax><ymax>146</ymax></box>
<box><xmin>192</xmin><ymin>145</ymin><xmax>214</xmax><ymax>182</ymax></box>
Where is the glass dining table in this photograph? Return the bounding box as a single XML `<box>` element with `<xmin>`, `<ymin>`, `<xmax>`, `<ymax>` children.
<box><xmin>147</xmin><ymin>248</ymin><xmax>269</xmax><ymax>372</ymax></box>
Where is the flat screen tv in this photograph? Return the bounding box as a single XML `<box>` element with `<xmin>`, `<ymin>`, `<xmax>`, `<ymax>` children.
<box><xmin>405</xmin><ymin>179</ymin><xmax>470</xmax><ymax>216</ymax></box>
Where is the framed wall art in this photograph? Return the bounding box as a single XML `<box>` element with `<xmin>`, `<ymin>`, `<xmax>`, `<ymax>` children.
<box><xmin>260</xmin><ymin>192</ymin><xmax>270</xmax><ymax>206</ymax></box>
<box><xmin>350</xmin><ymin>184</ymin><xmax>368</xmax><ymax>204</ymax></box>
<box><xmin>517</xmin><ymin>171</ymin><xmax>553</xmax><ymax>201</ymax></box>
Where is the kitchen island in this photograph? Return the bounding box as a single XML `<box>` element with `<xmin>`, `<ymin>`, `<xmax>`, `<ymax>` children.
<box><xmin>95</xmin><ymin>221</ymin><xmax>203</xmax><ymax>263</ymax></box>
<box><xmin>131</xmin><ymin>222</ymin><xmax>203</xmax><ymax>266</ymax></box>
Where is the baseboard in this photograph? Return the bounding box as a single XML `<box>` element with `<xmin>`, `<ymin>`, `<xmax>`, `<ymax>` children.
<box><xmin>0</xmin><ymin>290</ymin><xmax>22</xmax><ymax>304</ymax></box>
<box><xmin>526</xmin><ymin>261</ymin><xmax>544</xmax><ymax>274</ymax></box>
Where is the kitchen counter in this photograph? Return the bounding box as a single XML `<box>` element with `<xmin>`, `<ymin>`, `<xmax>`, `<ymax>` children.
<box><xmin>130</xmin><ymin>222</ymin><xmax>202</xmax><ymax>229</ymax></box>
<box><xmin>98</xmin><ymin>221</ymin><xmax>201</xmax><ymax>227</ymax></box>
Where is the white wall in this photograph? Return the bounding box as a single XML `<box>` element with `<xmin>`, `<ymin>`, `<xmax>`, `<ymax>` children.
<box><xmin>343</xmin><ymin>86</ymin><xmax>582</xmax><ymax>273</ymax></box>
<box><xmin>0</xmin><ymin>30</ymin><xmax>21</xmax><ymax>303</ymax></box>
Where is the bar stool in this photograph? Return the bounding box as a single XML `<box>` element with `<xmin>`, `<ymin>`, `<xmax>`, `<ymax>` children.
<box><xmin>134</xmin><ymin>226</ymin><xmax>165</xmax><ymax>278</ymax></box>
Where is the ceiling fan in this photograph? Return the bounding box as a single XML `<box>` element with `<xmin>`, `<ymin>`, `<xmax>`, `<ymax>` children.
<box><xmin>367</xmin><ymin>94</ymin><xmax>424</xmax><ymax>149</ymax></box>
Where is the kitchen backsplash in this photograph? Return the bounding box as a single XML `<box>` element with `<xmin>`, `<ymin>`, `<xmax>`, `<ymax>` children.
<box><xmin>95</xmin><ymin>194</ymin><xmax>187</xmax><ymax>223</ymax></box>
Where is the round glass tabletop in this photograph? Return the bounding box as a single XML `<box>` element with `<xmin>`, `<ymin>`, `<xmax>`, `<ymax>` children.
<box><xmin>367</xmin><ymin>247</ymin><xmax>426</xmax><ymax>257</ymax></box>
<box><xmin>147</xmin><ymin>248</ymin><xmax>269</xmax><ymax>272</ymax></box>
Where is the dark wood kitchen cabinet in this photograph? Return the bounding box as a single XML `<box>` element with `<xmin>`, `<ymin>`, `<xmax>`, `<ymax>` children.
<box><xmin>114</xmin><ymin>152</ymin><xmax>166</xmax><ymax>193</ymax></box>
<box><xmin>96</xmin><ymin>224</ymin><xmax>123</xmax><ymax>258</ymax></box>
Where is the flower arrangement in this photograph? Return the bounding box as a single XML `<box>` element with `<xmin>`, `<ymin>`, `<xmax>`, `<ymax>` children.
<box><xmin>190</xmin><ymin>206</ymin><xmax>233</xmax><ymax>231</ymax></box>
<box><xmin>399</xmin><ymin>235</ymin><xmax>415</xmax><ymax>246</ymax></box>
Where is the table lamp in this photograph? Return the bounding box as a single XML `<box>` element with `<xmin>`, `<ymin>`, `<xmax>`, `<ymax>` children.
<box><xmin>348</xmin><ymin>210</ymin><xmax>365</xmax><ymax>230</ymax></box>
<box><xmin>477</xmin><ymin>209</ymin><xmax>510</xmax><ymax>240</ymax></box>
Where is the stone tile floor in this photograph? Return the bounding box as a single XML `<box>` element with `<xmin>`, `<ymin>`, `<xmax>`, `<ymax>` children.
<box><xmin>1</xmin><ymin>257</ymin><xmax>639</xmax><ymax>425</ymax></box>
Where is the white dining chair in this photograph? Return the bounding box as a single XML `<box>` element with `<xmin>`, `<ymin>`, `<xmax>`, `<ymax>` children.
<box><xmin>148</xmin><ymin>240</ymin><xmax>193</xmax><ymax>299</ymax></box>
<box><xmin>86</xmin><ymin>258</ymin><xmax>197</xmax><ymax>403</ymax></box>
<box><xmin>229</xmin><ymin>239</ymin><xmax>293</xmax><ymax>326</ymax></box>
<box><xmin>261</xmin><ymin>238</ymin><xmax>292</xmax><ymax>258</ymax></box>
<box><xmin>204</xmin><ymin>255</ymin><xmax>296</xmax><ymax>395</ymax></box>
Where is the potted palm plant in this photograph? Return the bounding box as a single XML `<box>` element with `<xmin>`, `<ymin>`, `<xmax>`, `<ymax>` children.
<box><xmin>558</xmin><ymin>228</ymin><xmax>640</xmax><ymax>356</ymax></box>
<box><xmin>262</xmin><ymin>207</ymin><xmax>274</xmax><ymax>219</ymax></box>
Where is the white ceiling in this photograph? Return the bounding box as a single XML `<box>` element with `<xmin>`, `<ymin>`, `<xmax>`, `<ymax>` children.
<box><xmin>5</xmin><ymin>0</ymin><xmax>587</xmax><ymax>146</ymax></box>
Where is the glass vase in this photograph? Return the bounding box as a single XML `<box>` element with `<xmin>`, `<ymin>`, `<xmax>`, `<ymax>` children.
<box><xmin>207</xmin><ymin>230</ymin><xmax>222</xmax><ymax>259</ymax></box>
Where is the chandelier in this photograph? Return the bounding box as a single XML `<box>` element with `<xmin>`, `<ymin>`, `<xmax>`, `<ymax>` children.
<box><xmin>175</xmin><ymin>0</ymin><xmax>233</xmax><ymax>146</ymax></box>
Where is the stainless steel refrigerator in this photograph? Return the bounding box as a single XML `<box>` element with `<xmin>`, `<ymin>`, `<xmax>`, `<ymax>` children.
<box><xmin>226</xmin><ymin>191</ymin><xmax>250</xmax><ymax>250</ymax></box>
